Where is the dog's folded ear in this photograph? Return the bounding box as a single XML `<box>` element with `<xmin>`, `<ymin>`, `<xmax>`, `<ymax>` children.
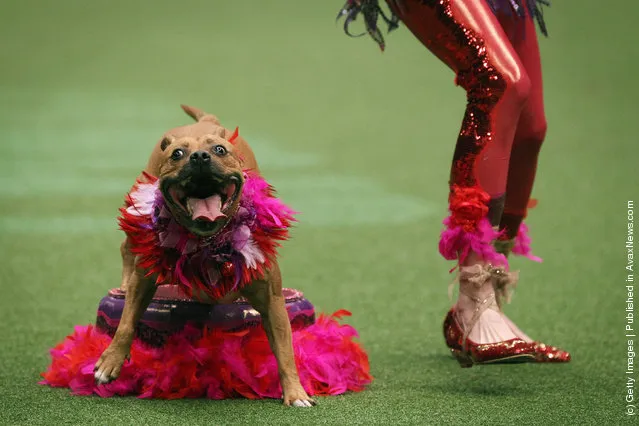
<box><xmin>160</xmin><ymin>136</ymin><xmax>174</xmax><ymax>151</ymax></box>
<box><xmin>180</xmin><ymin>104</ymin><xmax>220</xmax><ymax>125</ymax></box>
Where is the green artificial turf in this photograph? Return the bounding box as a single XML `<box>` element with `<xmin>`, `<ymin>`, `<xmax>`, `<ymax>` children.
<box><xmin>0</xmin><ymin>1</ymin><xmax>636</xmax><ymax>424</ymax></box>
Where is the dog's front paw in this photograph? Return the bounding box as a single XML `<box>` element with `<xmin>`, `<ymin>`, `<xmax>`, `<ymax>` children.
<box><xmin>93</xmin><ymin>344</ymin><xmax>129</xmax><ymax>385</ymax></box>
<box><xmin>283</xmin><ymin>387</ymin><xmax>316</xmax><ymax>408</ymax></box>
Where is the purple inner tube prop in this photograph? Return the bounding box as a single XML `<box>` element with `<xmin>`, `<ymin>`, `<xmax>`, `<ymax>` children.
<box><xmin>96</xmin><ymin>286</ymin><xmax>315</xmax><ymax>347</ymax></box>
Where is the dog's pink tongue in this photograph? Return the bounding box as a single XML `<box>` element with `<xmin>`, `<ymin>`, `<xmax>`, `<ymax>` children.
<box><xmin>187</xmin><ymin>195</ymin><xmax>225</xmax><ymax>222</ymax></box>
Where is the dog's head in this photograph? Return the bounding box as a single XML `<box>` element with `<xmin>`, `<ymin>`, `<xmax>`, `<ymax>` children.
<box><xmin>156</xmin><ymin>105</ymin><xmax>244</xmax><ymax>237</ymax></box>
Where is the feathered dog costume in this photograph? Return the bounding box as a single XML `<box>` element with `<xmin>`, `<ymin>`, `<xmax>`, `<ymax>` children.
<box><xmin>41</xmin><ymin>106</ymin><xmax>371</xmax><ymax>405</ymax></box>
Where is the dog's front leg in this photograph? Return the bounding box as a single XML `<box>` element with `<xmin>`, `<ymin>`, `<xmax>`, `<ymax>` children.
<box><xmin>241</xmin><ymin>263</ymin><xmax>315</xmax><ymax>407</ymax></box>
<box><xmin>94</xmin><ymin>264</ymin><xmax>156</xmax><ymax>384</ymax></box>
<box><xmin>119</xmin><ymin>237</ymin><xmax>135</xmax><ymax>291</ymax></box>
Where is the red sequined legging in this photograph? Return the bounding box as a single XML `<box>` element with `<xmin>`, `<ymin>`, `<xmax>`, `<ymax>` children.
<box><xmin>389</xmin><ymin>0</ymin><xmax>546</xmax><ymax>238</ymax></box>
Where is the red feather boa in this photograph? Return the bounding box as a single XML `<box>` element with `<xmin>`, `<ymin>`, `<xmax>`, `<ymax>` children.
<box><xmin>119</xmin><ymin>171</ymin><xmax>296</xmax><ymax>300</ymax></box>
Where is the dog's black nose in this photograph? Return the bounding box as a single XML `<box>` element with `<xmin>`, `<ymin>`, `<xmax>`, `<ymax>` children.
<box><xmin>190</xmin><ymin>151</ymin><xmax>211</xmax><ymax>164</ymax></box>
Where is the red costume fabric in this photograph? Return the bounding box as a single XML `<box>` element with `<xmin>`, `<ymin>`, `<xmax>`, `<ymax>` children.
<box><xmin>391</xmin><ymin>0</ymin><xmax>547</xmax><ymax>237</ymax></box>
<box><xmin>339</xmin><ymin>0</ymin><xmax>548</xmax><ymax>262</ymax></box>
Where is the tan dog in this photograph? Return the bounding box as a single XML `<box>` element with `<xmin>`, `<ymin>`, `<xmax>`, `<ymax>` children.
<box><xmin>93</xmin><ymin>105</ymin><xmax>315</xmax><ymax>407</ymax></box>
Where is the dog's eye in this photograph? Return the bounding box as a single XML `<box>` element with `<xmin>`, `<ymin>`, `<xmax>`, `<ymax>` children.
<box><xmin>213</xmin><ymin>145</ymin><xmax>227</xmax><ymax>156</ymax></box>
<box><xmin>171</xmin><ymin>149</ymin><xmax>185</xmax><ymax>160</ymax></box>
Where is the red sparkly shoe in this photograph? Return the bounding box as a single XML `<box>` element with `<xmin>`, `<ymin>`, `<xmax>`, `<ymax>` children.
<box><xmin>443</xmin><ymin>264</ymin><xmax>537</xmax><ymax>368</ymax></box>
<box><xmin>493</xmin><ymin>239</ymin><xmax>571</xmax><ymax>363</ymax></box>
<box><xmin>443</xmin><ymin>309</ymin><xmax>538</xmax><ymax>367</ymax></box>
<box><xmin>499</xmin><ymin>314</ymin><xmax>571</xmax><ymax>363</ymax></box>
<box><xmin>531</xmin><ymin>342</ymin><xmax>571</xmax><ymax>362</ymax></box>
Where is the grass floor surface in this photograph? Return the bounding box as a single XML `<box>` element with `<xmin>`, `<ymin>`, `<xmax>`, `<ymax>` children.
<box><xmin>0</xmin><ymin>1</ymin><xmax>635</xmax><ymax>424</ymax></box>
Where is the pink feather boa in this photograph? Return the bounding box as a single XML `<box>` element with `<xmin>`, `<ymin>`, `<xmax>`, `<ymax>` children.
<box><xmin>438</xmin><ymin>185</ymin><xmax>507</xmax><ymax>268</ymax></box>
<box><xmin>439</xmin><ymin>216</ymin><xmax>507</xmax><ymax>268</ymax></box>
<box><xmin>512</xmin><ymin>222</ymin><xmax>542</xmax><ymax>262</ymax></box>
<box><xmin>40</xmin><ymin>311</ymin><xmax>371</xmax><ymax>399</ymax></box>
<box><xmin>120</xmin><ymin>171</ymin><xmax>297</xmax><ymax>300</ymax></box>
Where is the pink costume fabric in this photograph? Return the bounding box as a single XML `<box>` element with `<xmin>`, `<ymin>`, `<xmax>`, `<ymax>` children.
<box><xmin>41</xmin><ymin>311</ymin><xmax>371</xmax><ymax>399</ymax></box>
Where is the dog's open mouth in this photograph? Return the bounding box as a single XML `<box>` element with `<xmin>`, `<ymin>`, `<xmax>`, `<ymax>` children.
<box><xmin>162</xmin><ymin>174</ymin><xmax>242</xmax><ymax>233</ymax></box>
